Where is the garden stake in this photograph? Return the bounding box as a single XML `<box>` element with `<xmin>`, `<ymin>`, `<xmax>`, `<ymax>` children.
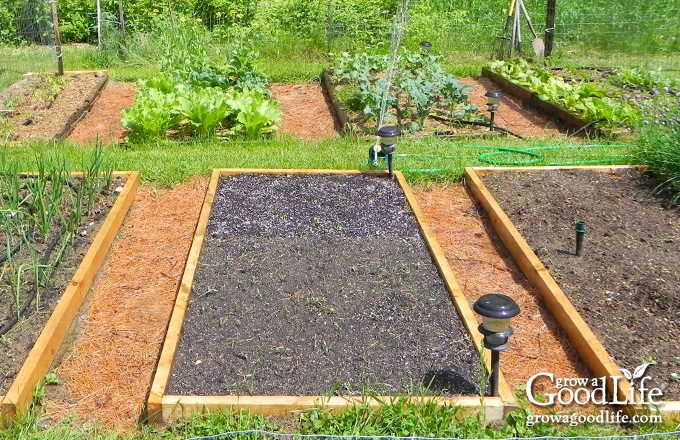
<box><xmin>575</xmin><ymin>220</ymin><xmax>587</xmax><ymax>256</ymax></box>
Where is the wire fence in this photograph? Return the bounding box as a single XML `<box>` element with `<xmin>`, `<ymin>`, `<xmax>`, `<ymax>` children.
<box><xmin>166</xmin><ymin>0</ymin><xmax>680</xmax><ymax>75</ymax></box>
<box><xmin>320</xmin><ymin>0</ymin><xmax>680</xmax><ymax>74</ymax></box>
<box><xmin>0</xmin><ymin>0</ymin><xmax>56</xmax><ymax>89</ymax></box>
<box><xmin>0</xmin><ymin>1</ymin><xmax>678</xmax><ymax>87</ymax></box>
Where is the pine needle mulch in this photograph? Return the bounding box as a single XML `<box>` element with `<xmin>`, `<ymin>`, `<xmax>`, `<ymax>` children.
<box><xmin>414</xmin><ymin>185</ymin><xmax>597</xmax><ymax>414</ymax></box>
<box><xmin>42</xmin><ymin>176</ymin><xmax>208</xmax><ymax>431</ymax></box>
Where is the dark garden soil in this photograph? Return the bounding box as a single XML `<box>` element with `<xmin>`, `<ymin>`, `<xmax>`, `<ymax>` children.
<box><xmin>0</xmin><ymin>176</ymin><xmax>125</xmax><ymax>395</ymax></box>
<box><xmin>480</xmin><ymin>168</ymin><xmax>680</xmax><ymax>401</ymax></box>
<box><xmin>168</xmin><ymin>174</ymin><xmax>483</xmax><ymax>397</ymax></box>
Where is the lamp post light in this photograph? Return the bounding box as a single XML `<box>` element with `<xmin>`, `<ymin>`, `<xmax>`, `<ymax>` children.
<box><xmin>485</xmin><ymin>91</ymin><xmax>503</xmax><ymax>132</ymax></box>
<box><xmin>369</xmin><ymin>125</ymin><xmax>401</xmax><ymax>179</ymax></box>
<box><xmin>473</xmin><ymin>293</ymin><xmax>520</xmax><ymax>397</ymax></box>
<box><xmin>419</xmin><ymin>41</ymin><xmax>432</xmax><ymax>53</ymax></box>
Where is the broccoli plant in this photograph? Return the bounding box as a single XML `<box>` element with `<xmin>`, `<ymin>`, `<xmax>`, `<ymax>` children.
<box><xmin>330</xmin><ymin>49</ymin><xmax>477</xmax><ymax>132</ymax></box>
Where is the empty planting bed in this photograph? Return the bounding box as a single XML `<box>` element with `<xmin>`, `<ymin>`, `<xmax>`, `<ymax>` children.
<box><xmin>466</xmin><ymin>166</ymin><xmax>680</xmax><ymax>417</ymax></box>
<box><xmin>149</xmin><ymin>169</ymin><xmax>514</xmax><ymax>422</ymax></box>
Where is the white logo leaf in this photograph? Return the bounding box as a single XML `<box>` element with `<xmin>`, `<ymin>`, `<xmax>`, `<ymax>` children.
<box><xmin>619</xmin><ymin>368</ymin><xmax>632</xmax><ymax>381</ymax></box>
<box><xmin>633</xmin><ymin>363</ymin><xmax>651</xmax><ymax>380</ymax></box>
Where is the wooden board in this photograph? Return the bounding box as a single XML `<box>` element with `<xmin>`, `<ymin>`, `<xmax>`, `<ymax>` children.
<box><xmin>54</xmin><ymin>71</ymin><xmax>109</xmax><ymax>140</ymax></box>
<box><xmin>159</xmin><ymin>395</ymin><xmax>507</xmax><ymax>422</ymax></box>
<box><xmin>465</xmin><ymin>165</ymin><xmax>679</xmax><ymax>419</ymax></box>
<box><xmin>147</xmin><ymin>169</ymin><xmax>517</xmax><ymax>424</ymax></box>
<box><xmin>320</xmin><ymin>70</ymin><xmax>350</xmax><ymax>133</ymax></box>
<box><xmin>1</xmin><ymin>171</ymin><xmax>139</xmax><ymax>423</ymax></box>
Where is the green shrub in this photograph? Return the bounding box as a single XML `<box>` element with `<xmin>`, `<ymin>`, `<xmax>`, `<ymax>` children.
<box><xmin>55</xmin><ymin>0</ymin><xmax>95</xmax><ymax>43</ymax></box>
<box><xmin>635</xmin><ymin>94</ymin><xmax>680</xmax><ymax>204</ymax></box>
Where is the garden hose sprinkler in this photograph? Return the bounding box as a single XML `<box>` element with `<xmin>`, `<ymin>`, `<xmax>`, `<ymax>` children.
<box><xmin>575</xmin><ymin>220</ymin><xmax>587</xmax><ymax>256</ymax></box>
<box><xmin>369</xmin><ymin>126</ymin><xmax>401</xmax><ymax>179</ymax></box>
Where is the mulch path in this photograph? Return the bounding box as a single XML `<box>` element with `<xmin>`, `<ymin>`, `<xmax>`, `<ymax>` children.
<box><xmin>67</xmin><ymin>81</ymin><xmax>135</xmax><ymax>145</ymax></box>
<box><xmin>43</xmin><ymin>177</ymin><xmax>208</xmax><ymax>429</ymax></box>
<box><xmin>415</xmin><ymin>185</ymin><xmax>593</xmax><ymax>396</ymax></box>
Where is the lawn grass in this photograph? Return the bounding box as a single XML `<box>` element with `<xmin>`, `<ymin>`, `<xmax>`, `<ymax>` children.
<box><xmin>1</xmin><ymin>135</ymin><xmax>635</xmax><ymax>189</ymax></box>
<box><xmin>2</xmin><ymin>394</ymin><xmax>678</xmax><ymax>439</ymax></box>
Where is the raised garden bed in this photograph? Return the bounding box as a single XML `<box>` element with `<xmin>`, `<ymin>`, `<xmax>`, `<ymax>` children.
<box><xmin>147</xmin><ymin>169</ymin><xmax>516</xmax><ymax>423</ymax></box>
<box><xmin>1</xmin><ymin>171</ymin><xmax>138</xmax><ymax>423</ymax></box>
<box><xmin>482</xmin><ymin>63</ymin><xmax>679</xmax><ymax>139</ymax></box>
<box><xmin>0</xmin><ymin>71</ymin><xmax>108</xmax><ymax>142</ymax></box>
<box><xmin>481</xmin><ymin>67</ymin><xmax>596</xmax><ymax>137</ymax></box>
<box><xmin>465</xmin><ymin>166</ymin><xmax>680</xmax><ymax>417</ymax></box>
<box><xmin>321</xmin><ymin>69</ymin><xmax>493</xmax><ymax>138</ymax></box>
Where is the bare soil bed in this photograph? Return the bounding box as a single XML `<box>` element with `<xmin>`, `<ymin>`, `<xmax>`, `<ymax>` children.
<box><xmin>0</xmin><ymin>72</ymin><xmax>107</xmax><ymax>142</ymax></box>
<box><xmin>168</xmin><ymin>173</ymin><xmax>483</xmax><ymax>397</ymax></box>
<box><xmin>480</xmin><ymin>168</ymin><xmax>680</xmax><ymax>401</ymax></box>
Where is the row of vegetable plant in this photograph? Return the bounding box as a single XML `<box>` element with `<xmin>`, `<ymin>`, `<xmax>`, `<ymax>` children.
<box><xmin>122</xmin><ymin>20</ymin><xmax>281</xmax><ymax>142</ymax></box>
<box><xmin>488</xmin><ymin>59</ymin><xmax>680</xmax><ymax>133</ymax></box>
<box><xmin>488</xmin><ymin>59</ymin><xmax>642</xmax><ymax>131</ymax></box>
<box><xmin>0</xmin><ymin>147</ymin><xmax>114</xmax><ymax>337</ymax></box>
<box><xmin>330</xmin><ymin>49</ymin><xmax>480</xmax><ymax>133</ymax></box>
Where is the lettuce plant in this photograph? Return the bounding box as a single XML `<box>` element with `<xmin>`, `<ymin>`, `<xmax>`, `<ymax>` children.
<box><xmin>226</xmin><ymin>89</ymin><xmax>282</xmax><ymax>139</ymax></box>
<box><xmin>176</xmin><ymin>87</ymin><xmax>234</xmax><ymax>137</ymax></box>
<box><xmin>489</xmin><ymin>59</ymin><xmax>641</xmax><ymax>128</ymax></box>
<box><xmin>121</xmin><ymin>87</ymin><xmax>182</xmax><ymax>140</ymax></box>
<box><xmin>122</xmin><ymin>62</ymin><xmax>279</xmax><ymax>141</ymax></box>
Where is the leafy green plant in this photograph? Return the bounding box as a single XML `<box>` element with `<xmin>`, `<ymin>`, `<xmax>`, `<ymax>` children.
<box><xmin>612</xmin><ymin>66</ymin><xmax>680</xmax><ymax>92</ymax></box>
<box><xmin>121</xmin><ymin>16</ymin><xmax>277</xmax><ymax>142</ymax></box>
<box><xmin>176</xmin><ymin>87</ymin><xmax>234</xmax><ymax>137</ymax></box>
<box><xmin>121</xmin><ymin>86</ymin><xmax>182</xmax><ymax>140</ymax></box>
<box><xmin>227</xmin><ymin>89</ymin><xmax>281</xmax><ymax>139</ymax></box>
<box><xmin>123</xmin><ymin>72</ymin><xmax>280</xmax><ymax>141</ymax></box>
<box><xmin>331</xmin><ymin>49</ymin><xmax>477</xmax><ymax>132</ymax></box>
<box><xmin>489</xmin><ymin>59</ymin><xmax>641</xmax><ymax>129</ymax></box>
<box><xmin>227</xmin><ymin>48</ymin><xmax>270</xmax><ymax>95</ymax></box>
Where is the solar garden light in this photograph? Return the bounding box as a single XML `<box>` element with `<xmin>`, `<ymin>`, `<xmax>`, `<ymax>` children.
<box><xmin>369</xmin><ymin>126</ymin><xmax>401</xmax><ymax>180</ymax></box>
<box><xmin>473</xmin><ymin>293</ymin><xmax>520</xmax><ymax>397</ymax></box>
<box><xmin>485</xmin><ymin>91</ymin><xmax>503</xmax><ymax>132</ymax></box>
<box><xmin>419</xmin><ymin>41</ymin><xmax>432</xmax><ymax>53</ymax></box>
<box><xmin>575</xmin><ymin>220</ymin><xmax>587</xmax><ymax>256</ymax></box>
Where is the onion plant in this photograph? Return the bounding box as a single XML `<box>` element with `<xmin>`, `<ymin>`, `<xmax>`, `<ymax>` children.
<box><xmin>0</xmin><ymin>145</ymin><xmax>115</xmax><ymax>337</ymax></box>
